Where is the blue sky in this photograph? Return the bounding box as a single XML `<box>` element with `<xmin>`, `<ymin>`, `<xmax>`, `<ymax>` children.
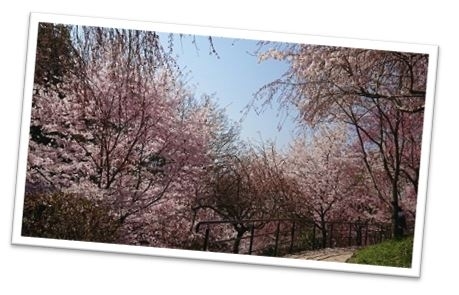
<box><xmin>159</xmin><ymin>33</ymin><xmax>298</xmax><ymax>150</ymax></box>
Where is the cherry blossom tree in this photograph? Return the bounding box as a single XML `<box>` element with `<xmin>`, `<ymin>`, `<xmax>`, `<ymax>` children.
<box><xmin>256</xmin><ymin>44</ymin><xmax>427</xmax><ymax>237</ymax></box>
<box><xmin>286</xmin><ymin>124</ymin><xmax>371</xmax><ymax>246</ymax></box>
<box><xmin>25</xmin><ymin>23</ymin><xmax>426</xmax><ymax>251</ymax></box>
<box><xmin>192</xmin><ymin>142</ymin><xmax>296</xmax><ymax>253</ymax></box>
<box><xmin>26</xmin><ymin>25</ymin><xmax>217</xmax><ymax>246</ymax></box>
<box><xmin>193</xmin><ymin>152</ymin><xmax>268</xmax><ymax>253</ymax></box>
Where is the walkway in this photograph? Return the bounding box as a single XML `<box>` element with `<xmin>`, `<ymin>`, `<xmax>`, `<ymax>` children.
<box><xmin>284</xmin><ymin>247</ymin><xmax>358</xmax><ymax>262</ymax></box>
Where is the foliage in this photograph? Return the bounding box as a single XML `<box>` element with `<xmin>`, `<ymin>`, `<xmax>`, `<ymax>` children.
<box><xmin>346</xmin><ymin>236</ymin><xmax>414</xmax><ymax>267</ymax></box>
<box><xmin>34</xmin><ymin>23</ymin><xmax>76</xmax><ymax>90</ymax></box>
<box><xmin>22</xmin><ymin>192</ymin><xmax>119</xmax><ymax>243</ymax></box>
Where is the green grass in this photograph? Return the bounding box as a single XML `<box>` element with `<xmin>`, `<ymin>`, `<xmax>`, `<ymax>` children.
<box><xmin>346</xmin><ymin>236</ymin><xmax>414</xmax><ymax>268</ymax></box>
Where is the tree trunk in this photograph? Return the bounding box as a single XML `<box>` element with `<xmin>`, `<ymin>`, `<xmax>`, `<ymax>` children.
<box><xmin>320</xmin><ymin>219</ymin><xmax>327</xmax><ymax>248</ymax></box>
<box><xmin>392</xmin><ymin>154</ymin><xmax>403</xmax><ymax>238</ymax></box>
<box><xmin>391</xmin><ymin>178</ymin><xmax>404</xmax><ymax>238</ymax></box>
<box><xmin>233</xmin><ymin>230</ymin><xmax>245</xmax><ymax>254</ymax></box>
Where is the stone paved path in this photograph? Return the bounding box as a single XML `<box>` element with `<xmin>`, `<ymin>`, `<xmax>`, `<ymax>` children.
<box><xmin>284</xmin><ymin>247</ymin><xmax>358</xmax><ymax>263</ymax></box>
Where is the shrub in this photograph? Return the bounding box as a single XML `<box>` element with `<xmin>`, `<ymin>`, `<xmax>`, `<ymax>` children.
<box><xmin>21</xmin><ymin>192</ymin><xmax>119</xmax><ymax>243</ymax></box>
<box><xmin>346</xmin><ymin>236</ymin><xmax>414</xmax><ymax>268</ymax></box>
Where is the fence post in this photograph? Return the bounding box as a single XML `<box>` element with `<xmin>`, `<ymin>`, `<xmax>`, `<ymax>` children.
<box><xmin>203</xmin><ymin>227</ymin><xmax>210</xmax><ymax>251</ymax></box>
<box><xmin>274</xmin><ymin>221</ymin><xmax>281</xmax><ymax>257</ymax></box>
<box><xmin>248</xmin><ymin>222</ymin><xmax>255</xmax><ymax>255</ymax></box>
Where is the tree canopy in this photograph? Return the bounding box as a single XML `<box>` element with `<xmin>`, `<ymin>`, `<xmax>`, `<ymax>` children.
<box><xmin>23</xmin><ymin>23</ymin><xmax>427</xmax><ymax>252</ymax></box>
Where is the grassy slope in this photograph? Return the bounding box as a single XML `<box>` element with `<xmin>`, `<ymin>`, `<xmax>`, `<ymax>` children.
<box><xmin>346</xmin><ymin>236</ymin><xmax>414</xmax><ymax>268</ymax></box>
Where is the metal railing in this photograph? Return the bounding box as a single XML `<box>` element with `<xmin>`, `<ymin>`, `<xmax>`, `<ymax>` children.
<box><xmin>195</xmin><ymin>218</ymin><xmax>393</xmax><ymax>257</ymax></box>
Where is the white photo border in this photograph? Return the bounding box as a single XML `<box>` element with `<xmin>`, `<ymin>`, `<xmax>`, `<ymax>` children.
<box><xmin>11</xmin><ymin>12</ymin><xmax>439</xmax><ymax>278</ymax></box>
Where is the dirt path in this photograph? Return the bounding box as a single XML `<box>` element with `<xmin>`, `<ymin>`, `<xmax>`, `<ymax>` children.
<box><xmin>284</xmin><ymin>247</ymin><xmax>358</xmax><ymax>263</ymax></box>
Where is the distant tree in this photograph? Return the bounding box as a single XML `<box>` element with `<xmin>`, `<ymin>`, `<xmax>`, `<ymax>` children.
<box><xmin>193</xmin><ymin>153</ymin><xmax>266</xmax><ymax>253</ymax></box>
<box><xmin>30</xmin><ymin>23</ymin><xmax>78</xmax><ymax>148</ymax></box>
<box><xmin>250</xmin><ymin>142</ymin><xmax>297</xmax><ymax>218</ymax></box>
<box><xmin>34</xmin><ymin>23</ymin><xmax>76</xmax><ymax>90</ymax></box>
<box><xmin>193</xmin><ymin>141</ymin><xmax>297</xmax><ymax>253</ymax></box>
<box><xmin>287</xmin><ymin>124</ymin><xmax>371</xmax><ymax>247</ymax></box>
